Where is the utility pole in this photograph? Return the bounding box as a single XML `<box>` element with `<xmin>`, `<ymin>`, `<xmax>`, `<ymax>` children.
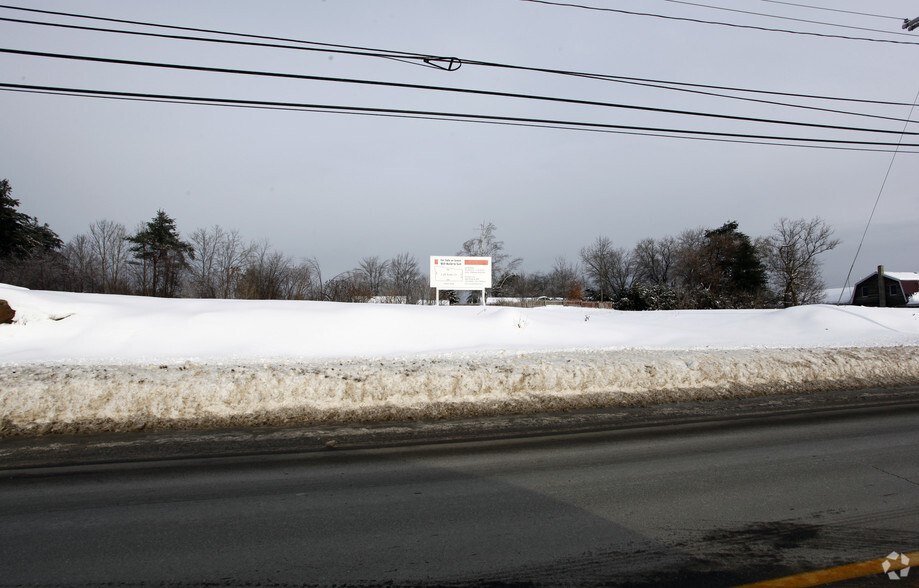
<box><xmin>904</xmin><ymin>17</ymin><xmax>919</xmax><ymax>31</ymax></box>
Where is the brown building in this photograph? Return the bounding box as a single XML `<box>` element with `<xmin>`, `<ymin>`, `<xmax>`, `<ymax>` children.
<box><xmin>852</xmin><ymin>268</ymin><xmax>919</xmax><ymax>307</ymax></box>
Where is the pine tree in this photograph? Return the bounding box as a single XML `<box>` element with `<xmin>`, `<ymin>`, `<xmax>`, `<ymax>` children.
<box><xmin>700</xmin><ymin>221</ymin><xmax>767</xmax><ymax>307</ymax></box>
<box><xmin>127</xmin><ymin>210</ymin><xmax>193</xmax><ymax>297</ymax></box>
<box><xmin>0</xmin><ymin>178</ymin><xmax>62</xmax><ymax>259</ymax></box>
<box><xmin>0</xmin><ymin>178</ymin><xmax>66</xmax><ymax>289</ymax></box>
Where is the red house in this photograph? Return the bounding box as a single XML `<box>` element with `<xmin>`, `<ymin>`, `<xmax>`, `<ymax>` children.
<box><xmin>852</xmin><ymin>268</ymin><xmax>919</xmax><ymax>307</ymax></box>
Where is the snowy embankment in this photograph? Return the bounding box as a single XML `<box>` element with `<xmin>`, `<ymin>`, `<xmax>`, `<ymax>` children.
<box><xmin>2</xmin><ymin>283</ymin><xmax>919</xmax><ymax>437</ymax></box>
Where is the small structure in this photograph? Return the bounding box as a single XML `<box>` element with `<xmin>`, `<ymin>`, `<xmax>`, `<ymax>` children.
<box><xmin>852</xmin><ymin>266</ymin><xmax>919</xmax><ymax>307</ymax></box>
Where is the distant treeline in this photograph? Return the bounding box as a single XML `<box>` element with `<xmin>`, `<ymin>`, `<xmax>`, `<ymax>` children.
<box><xmin>1</xmin><ymin>178</ymin><xmax>838</xmax><ymax>309</ymax></box>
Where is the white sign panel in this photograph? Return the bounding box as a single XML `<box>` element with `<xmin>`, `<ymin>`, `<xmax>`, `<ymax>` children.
<box><xmin>430</xmin><ymin>256</ymin><xmax>492</xmax><ymax>289</ymax></box>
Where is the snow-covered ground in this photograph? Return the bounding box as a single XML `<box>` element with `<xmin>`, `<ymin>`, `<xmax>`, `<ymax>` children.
<box><xmin>2</xmin><ymin>283</ymin><xmax>919</xmax><ymax>436</ymax></box>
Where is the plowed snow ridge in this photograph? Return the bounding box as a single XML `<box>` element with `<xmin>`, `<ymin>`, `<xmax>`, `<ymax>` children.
<box><xmin>2</xmin><ymin>284</ymin><xmax>918</xmax><ymax>436</ymax></box>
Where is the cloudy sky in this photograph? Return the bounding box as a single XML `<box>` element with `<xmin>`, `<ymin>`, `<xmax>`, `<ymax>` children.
<box><xmin>2</xmin><ymin>0</ymin><xmax>918</xmax><ymax>289</ymax></box>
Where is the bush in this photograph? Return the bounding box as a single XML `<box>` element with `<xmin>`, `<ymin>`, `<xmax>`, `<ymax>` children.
<box><xmin>615</xmin><ymin>283</ymin><xmax>678</xmax><ymax>311</ymax></box>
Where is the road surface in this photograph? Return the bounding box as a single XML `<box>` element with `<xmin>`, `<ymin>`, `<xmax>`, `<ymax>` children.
<box><xmin>1</xmin><ymin>391</ymin><xmax>918</xmax><ymax>586</ymax></box>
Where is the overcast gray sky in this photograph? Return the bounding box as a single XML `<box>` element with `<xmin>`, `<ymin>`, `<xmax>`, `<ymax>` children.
<box><xmin>2</xmin><ymin>0</ymin><xmax>918</xmax><ymax>289</ymax></box>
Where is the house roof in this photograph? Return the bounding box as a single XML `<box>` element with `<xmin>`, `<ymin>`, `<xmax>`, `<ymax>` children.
<box><xmin>856</xmin><ymin>271</ymin><xmax>919</xmax><ymax>284</ymax></box>
<box><xmin>886</xmin><ymin>272</ymin><xmax>919</xmax><ymax>282</ymax></box>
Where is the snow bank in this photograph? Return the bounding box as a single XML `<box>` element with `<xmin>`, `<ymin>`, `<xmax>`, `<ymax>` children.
<box><xmin>2</xmin><ymin>284</ymin><xmax>919</xmax><ymax>436</ymax></box>
<box><xmin>3</xmin><ymin>347</ymin><xmax>919</xmax><ymax>436</ymax></box>
<box><xmin>822</xmin><ymin>287</ymin><xmax>853</xmax><ymax>305</ymax></box>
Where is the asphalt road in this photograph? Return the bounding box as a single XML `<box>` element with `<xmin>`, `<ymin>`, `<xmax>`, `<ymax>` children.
<box><xmin>1</xmin><ymin>391</ymin><xmax>918</xmax><ymax>586</ymax></box>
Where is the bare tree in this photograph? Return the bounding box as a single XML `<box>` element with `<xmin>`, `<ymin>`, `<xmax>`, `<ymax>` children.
<box><xmin>579</xmin><ymin>236</ymin><xmax>634</xmax><ymax>301</ymax></box>
<box><xmin>124</xmin><ymin>221</ymin><xmax>149</xmax><ymax>294</ymax></box>
<box><xmin>213</xmin><ymin>229</ymin><xmax>252</xmax><ymax>299</ymax></box>
<box><xmin>388</xmin><ymin>252</ymin><xmax>420</xmax><ymax>303</ymax></box>
<box><xmin>238</xmin><ymin>240</ymin><xmax>289</xmax><ymax>300</ymax></box>
<box><xmin>356</xmin><ymin>256</ymin><xmax>390</xmax><ymax>297</ymax></box>
<box><xmin>632</xmin><ymin>236</ymin><xmax>676</xmax><ymax>286</ymax></box>
<box><xmin>304</xmin><ymin>257</ymin><xmax>323</xmax><ymax>300</ymax></box>
<box><xmin>187</xmin><ymin>225</ymin><xmax>224</xmax><ymax>298</ymax></box>
<box><xmin>671</xmin><ymin>227</ymin><xmax>709</xmax><ymax>307</ymax></box>
<box><xmin>760</xmin><ymin>217</ymin><xmax>840</xmax><ymax>306</ymax></box>
<box><xmin>458</xmin><ymin>221</ymin><xmax>522</xmax><ymax>298</ymax></box>
<box><xmin>548</xmin><ymin>257</ymin><xmax>582</xmax><ymax>299</ymax></box>
<box><xmin>63</xmin><ymin>234</ymin><xmax>98</xmax><ymax>292</ymax></box>
<box><xmin>324</xmin><ymin>270</ymin><xmax>366</xmax><ymax>303</ymax></box>
<box><xmin>88</xmin><ymin>220</ymin><xmax>129</xmax><ymax>294</ymax></box>
<box><xmin>502</xmin><ymin>271</ymin><xmax>548</xmax><ymax>302</ymax></box>
<box><xmin>282</xmin><ymin>261</ymin><xmax>316</xmax><ymax>300</ymax></box>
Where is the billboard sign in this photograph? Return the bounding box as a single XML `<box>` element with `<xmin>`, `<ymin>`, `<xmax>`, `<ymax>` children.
<box><xmin>430</xmin><ymin>256</ymin><xmax>492</xmax><ymax>289</ymax></box>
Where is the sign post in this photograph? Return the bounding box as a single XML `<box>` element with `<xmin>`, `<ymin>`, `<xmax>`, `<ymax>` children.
<box><xmin>430</xmin><ymin>256</ymin><xmax>492</xmax><ymax>306</ymax></box>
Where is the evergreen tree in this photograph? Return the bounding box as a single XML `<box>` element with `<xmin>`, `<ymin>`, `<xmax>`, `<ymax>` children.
<box><xmin>700</xmin><ymin>221</ymin><xmax>767</xmax><ymax>307</ymax></box>
<box><xmin>0</xmin><ymin>178</ymin><xmax>67</xmax><ymax>290</ymax></box>
<box><xmin>0</xmin><ymin>178</ymin><xmax>62</xmax><ymax>259</ymax></box>
<box><xmin>127</xmin><ymin>210</ymin><xmax>193</xmax><ymax>297</ymax></box>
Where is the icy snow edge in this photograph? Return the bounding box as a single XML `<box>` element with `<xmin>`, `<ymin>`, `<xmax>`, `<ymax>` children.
<box><xmin>2</xmin><ymin>347</ymin><xmax>918</xmax><ymax>437</ymax></box>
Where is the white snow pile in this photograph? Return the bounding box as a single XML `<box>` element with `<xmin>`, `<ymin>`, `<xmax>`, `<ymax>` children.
<box><xmin>2</xmin><ymin>283</ymin><xmax>919</xmax><ymax>436</ymax></box>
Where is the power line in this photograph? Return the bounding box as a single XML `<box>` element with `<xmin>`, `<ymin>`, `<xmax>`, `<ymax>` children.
<box><xmin>5</xmin><ymin>3</ymin><xmax>919</xmax><ymax>149</ymax></box>
<box><xmin>839</xmin><ymin>85</ymin><xmax>919</xmax><ymax>301</ymax></box>
<box><xmin>661</xmin><ymin>0</ymin><xmax>913</xmax><ymax>37</ymax></box>
<box><xmin>755</xmin><ymin>0</ymin><xmax>903</xmax><ymax>22</ymax></box>
<box><xmin>0</xmin><ymin>4</ymin><xmax>454</xmax><ymax>67</ymax></box>
<box><xmin>583</xmin><ymin>75</ymin><xmax>916</xmax><ymax>108</ymax></box>
<box><xmin>437</xmin><ymin>56</ymin><xmax>919</xmax><ymax>109</ymax></box>
<box><xmin>4</xmin><ymin>86</ymin><xmax>915</xmax><ymax>154</ymax></box>
<box><xmin>0</xmin><ymin>16</ymin><xmax>454</xmax><ymax>70</ymax></box>
<box><xmin>3</xmin><ymin>5</ymin><xmax>916</xmax><ymax>110</ymax></box>
<box><xmin>5</xmin><ymin>48</ymin><xmax>917</xmax><ymax>138</ymax></box>
<box><xmin>519</xmin><ymin>0</ymin><xmax>919</xmax><ymax>46</ymax></box>
<box><xmin>3</xmin><ymin>82</ymin><xmax>919</xmax><ymax>150</ymax></box>
<box><xmin>9</xmin><ymin>0</ymin><xmax>906</xmax><ymax>56</ymax></box>
<box><xmin>593</xmin><ymin>76</ymin><xmax>919</xmax><ymax>127</ymax></box>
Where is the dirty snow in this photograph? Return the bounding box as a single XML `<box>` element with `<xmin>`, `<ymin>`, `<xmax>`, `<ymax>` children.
<box><xmin>2</xmin><ymin>283</ymin><xmax>919</xmax><ymax>436</ymax></box>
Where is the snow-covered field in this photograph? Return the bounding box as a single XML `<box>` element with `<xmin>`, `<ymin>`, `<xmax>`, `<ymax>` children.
<box><xmin>2</xmin><ymin>283</ymin><xmax>919</xmax><ymax>436</ymax></box>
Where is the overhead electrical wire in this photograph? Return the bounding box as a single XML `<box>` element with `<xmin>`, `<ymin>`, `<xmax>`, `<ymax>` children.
<box><xmin>7</xmin><ymin>85</ymin><xmax>915</xmax><ymax>156</ymax></box>
<box><xmin>4</xmin><ymin>48</ymin><xmax>917</xmax><ymax>137</ymax></box>
<box><xmin>838</xmin><ymin>85</ymin><xmax>919</xmax><ymax>302</ymax></box>
<box><xmin>659</xmin><ymin>0</ymin><xmax>912</xmax><ymax>37</ymax></box>
<box><xmin>5</xmin><ymin>2</ymin><xmax>914</xmax><ymax>281</ymax></box>
<box><xmin>518</xmin><ymin>0</ymin><xmax>919</xmax><ymax>46</ymax></box>
<box><xmin>570</xmin><ymin>74</ymin><xmax>917</xmax><ymax>108</ymax></box>
<box><xmin>755</xmin><ymin>0</ymin><xmax>904</xmax><ymax>21</ymax></box>
<box><xmin>1</xmin><ymin>1</ymin><xmax>912</xmax><ymax>49</ymax></box>
<box><xmin>1</xmin><ymin>4</ymin><xmax>916</xmax><ymax>110</ymax></box>
<box><xmin>588</xmin><ymin>77</ymin><xmax>919</xmax><ymax>127</ymax></box>
<box><xmin>1</xmin><ymin>3</ymin><xmax>917</xmax><ymax>154</ymax></box>
<box><xmin>0</xmin><ymin>16</ymin><xmax>457</xmax><ymax>70</ymax></box>
<box><xmin>3</xmin><ymin>82</ymin><xmax>919</xmax><ymax>152</ymax></box>
<box><xmin>461</xmin><ymin>57</ymin><xmax>919</xmax><ymax>108</ymax></box>
<box><xmin>0</xmin><ymin>4</ymin><xmax>457</xmax><ymax>69</ymax></box>
<box><xmin>3</xmin><ymin>1</ymin><xmax>914</xmax><ymax>283</ymax></box>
